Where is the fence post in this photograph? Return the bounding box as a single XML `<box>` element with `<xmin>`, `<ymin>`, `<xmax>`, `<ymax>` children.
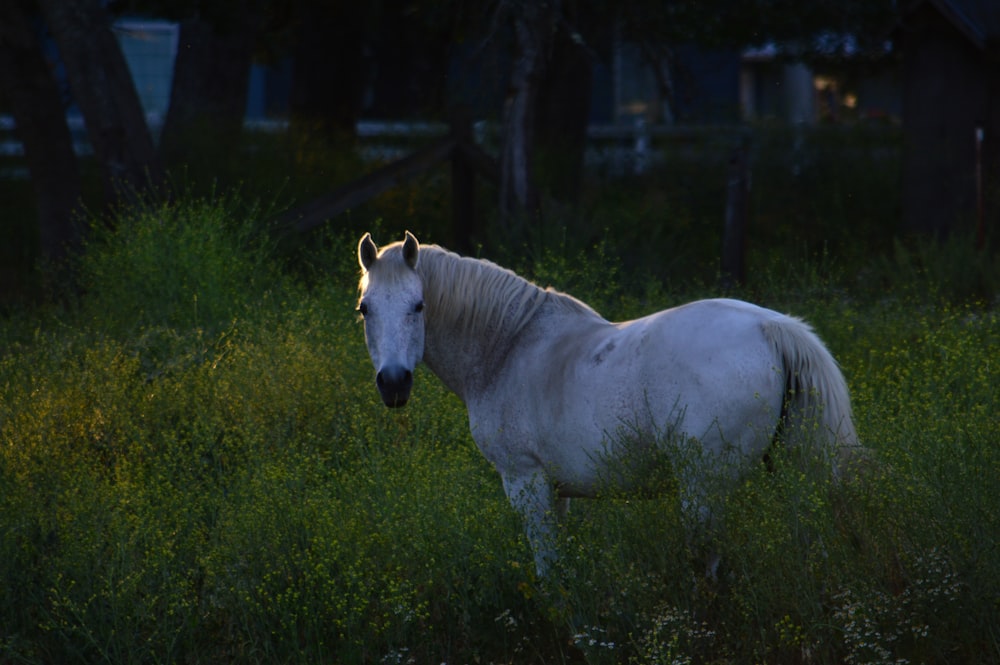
<box><xmin>976</xmin><ymin>126</ymin><xmax>985</xmax><ymax>251</ymax></box>
<box><xmin>450</xmin><ymin>106</ymin><xmax>476</xmax><ymax>254</ymax></box>
<box><xmin>721</xmin><ymin>135</ymin><xmax>750</xmax><ymax>288</ymax></box>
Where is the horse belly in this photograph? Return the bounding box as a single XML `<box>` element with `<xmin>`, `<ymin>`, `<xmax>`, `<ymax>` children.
<box><xmin>575</xmin><ymin>317</ymin><xmax>784</xmax><ymax>463</ymax></box>
<box><xmin>631</xmin><ymin>315</ymin><xmax>785</xmax><ymax>455</ymax></box>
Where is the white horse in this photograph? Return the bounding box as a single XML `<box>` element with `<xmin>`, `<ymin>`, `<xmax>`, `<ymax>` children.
<box><xmin>357</xmin><ymin>231</ymin><xmax>860</xmax><ymax>576</ymax></box>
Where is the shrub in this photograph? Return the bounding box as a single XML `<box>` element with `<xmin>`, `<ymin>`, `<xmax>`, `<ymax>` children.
<box><xmin>2</xmin><ymin>192</ymin><xmax>999</xmax><ymax>663</ymax></box>
<box><xmin>77</xmin><ymin>194</ymin><xmax>281</xmax><ymax>337</ymax></box>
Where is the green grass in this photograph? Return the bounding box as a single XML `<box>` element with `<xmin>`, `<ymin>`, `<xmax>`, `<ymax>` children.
<box><xmin>1</xmin><ymin>190</ymin><xmax>998</xmax><ymax>663</ymax></box>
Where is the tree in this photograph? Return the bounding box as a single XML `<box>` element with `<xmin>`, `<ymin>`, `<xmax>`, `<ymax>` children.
<box><xmin>0</xmin><ymin>0</ymin><xmax>82</xmax><ymax>263</ymax></box>
<box><xmin>158</xmin><ymin>4</ymin><xmax>266</xmax><ymax>173</ymax></box>
<box><xmin>535</xmin><ymin>0</ymin><xmax>603</xmax><ymax>206</ymax></box>
<box><xmin>288</xmin><ymin>0</ymin><xmax>374</xmax><ymax>144</ymax></box>
<box><xmin>38</xmin><ymin>0</ymin><xmax>164</xmax><ymax>201</ymax></box>
<box><xmin>498</xmin><ymin>0</ymin><xmax>553</xmax><ymax>224</ymax></box>
<box><xmin>493</xmin><ymin>0</ymin><xmax>897</xmax><ymax>230</ymax></box>
<box><xmin>617</xmin><ymin>0</ymin><xmax>896</xmax><ymax>59</ymax></box>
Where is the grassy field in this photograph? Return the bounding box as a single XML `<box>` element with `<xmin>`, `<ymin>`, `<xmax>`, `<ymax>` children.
<box><xmin>1</xmin><ymin>177</ymin><xmax>998</xmax><ymax>664</ymax></box>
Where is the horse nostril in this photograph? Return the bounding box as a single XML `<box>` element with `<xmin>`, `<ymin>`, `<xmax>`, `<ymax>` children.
<box><xmin>376</xmin><ymin>366</ymin><xmax>414</xmax><ymax>407</ymax></box>
<box><xmin>377</xmin><ymin>367</ymin><xmax>412</xmax><ymax>386</ymax></box>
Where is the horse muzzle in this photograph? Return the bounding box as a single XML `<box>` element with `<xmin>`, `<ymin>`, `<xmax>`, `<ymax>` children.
<box><xmin>376</xmin><ymin>366</ymin><xmax>413</xmax><ymax>408</ymax></box>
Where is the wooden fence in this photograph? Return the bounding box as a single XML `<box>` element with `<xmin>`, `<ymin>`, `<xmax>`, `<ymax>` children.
<box><xmin>275</xmin><ymin>110</ymin><xmax>498</xmax><ymax>255</ymax></box>
<box><xmin>272</xmin><ymin>115</ymin><xmax>751</xmax><ymax>271</ymax></box>
<box><xmin>2</xmin><ymin>110</ymin><xmax>753</xmax><ymax>279</ymax></box>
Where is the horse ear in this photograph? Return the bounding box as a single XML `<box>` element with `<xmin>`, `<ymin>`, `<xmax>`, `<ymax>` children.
<box><xmin>402</xmin><ymin>231</ymin><xmax>419</xmax><ymax>269</ymax></box>
<box><xmin>358</xmin><ymin>233</ymin><xmax>378</xmax><ymax>271</ymax></box>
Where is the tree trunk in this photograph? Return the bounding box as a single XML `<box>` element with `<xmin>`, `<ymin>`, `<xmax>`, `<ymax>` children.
<box><xmin>159</xmin><ymin>12</ymin><xmax>260</xmax><ymax>173</ymax></box>
<box><xmin>38</xmin><ymin>0</ymin><xmax>163</xmax><ymax>202</ymax></box>
<box><xmin>721</xmin><ymin>138</ymin><xmax>750</xmax><ymax>288</ymax></box>
<box><xmin>289</xmin><ymin>0</ymin><xmax>371</xmax><ymax>144</ymax></box>
<box><xmin>535</xmin><ymin>1</ymin><xmax>594</xmax><ymax>206</ymax></box>
<box><xmin>499</xmin><ymin>1</ymin><xmax>553</xmax><ymax>224</ymax></box>
<box><xmin>0</xmin><ymin>0</ymin><xmax>82</xmax><ymax>263</ymax></box>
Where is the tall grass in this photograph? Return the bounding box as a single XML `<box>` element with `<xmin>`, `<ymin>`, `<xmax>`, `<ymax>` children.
<box><xmin>1</xmin><ymin>192</ymin><xmax>998</xmax><ymax>663</ymax></box>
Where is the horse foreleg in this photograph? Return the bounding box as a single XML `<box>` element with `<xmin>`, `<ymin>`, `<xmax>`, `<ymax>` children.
<box><xmin>501</xmin><ymin>471</ymin><xmax>558</xmax><ymax>577</ymax></box>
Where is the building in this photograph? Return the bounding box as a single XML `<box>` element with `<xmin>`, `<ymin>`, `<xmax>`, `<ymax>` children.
<box><xmin>896</xmin><ymin>0</ymin><xmax>1000</xmax><ymax>236</ymax></box>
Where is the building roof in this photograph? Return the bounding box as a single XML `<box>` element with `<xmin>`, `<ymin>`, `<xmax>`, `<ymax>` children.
<box><xmin>905</xmin><ymin>0</ymin><xmax>1000</xmax><ymax>49</ymax></box>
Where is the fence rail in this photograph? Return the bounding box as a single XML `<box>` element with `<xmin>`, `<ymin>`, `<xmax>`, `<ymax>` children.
<box><xmin>0</xmin><ymin>113</ymin><xmax>750</xmax><ymax>176</ymax></box>
<box><xmin>2</xmin><ymin>113</ymin><xmax>899</xmax><ymax>274</ymax></box>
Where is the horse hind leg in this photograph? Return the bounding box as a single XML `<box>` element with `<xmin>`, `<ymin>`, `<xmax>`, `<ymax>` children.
<box><xmin>676</xmin><ymin>466</ymin><xmax>725</xmax><ymax>580</ymax></box>
<box><xmin>679</xmin><ymin>495</ymin><xmax>722</xmax><ymax>581</ymax></box>
<box><xmin>557</xmin><ymin>496</ymin><xmax>570</xmax><ymax>516</ymax></box>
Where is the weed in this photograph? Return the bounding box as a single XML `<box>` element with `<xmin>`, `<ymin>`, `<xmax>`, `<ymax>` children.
<box><xmin>1</xmin><ymin>193</ymin><xmax>998</xmax><ymax>663</ymax></box>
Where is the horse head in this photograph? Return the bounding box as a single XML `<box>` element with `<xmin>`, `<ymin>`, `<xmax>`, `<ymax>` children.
<box><xmin>357</xmin><ymin>231</ymin><xmax>425</xmax><ymax>408</ymax></box>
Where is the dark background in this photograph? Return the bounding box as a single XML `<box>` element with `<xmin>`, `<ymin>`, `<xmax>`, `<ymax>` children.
<box><xmin>1</xmin><ymin>0</ymin><xmax>998</xmax><ymax>304</ymax></box>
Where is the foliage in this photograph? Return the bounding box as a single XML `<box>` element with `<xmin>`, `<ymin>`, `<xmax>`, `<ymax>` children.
<box><xmin>84</xmin><ymin>204</ymin><xmax>262</xmax><ymax>338</ymax></box>
<box><xmin>1</xmin><ymin>187</ymin><xmax>999</xmax><ymax>663</ymax></box>
<box><xmin>615</xmin><ymin>0</ymin><xmax>897</xmax><ymax>57</ymax></box>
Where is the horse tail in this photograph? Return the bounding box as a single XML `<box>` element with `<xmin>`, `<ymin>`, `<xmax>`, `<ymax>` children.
<box><xmin>762</xmin><ymin>316</ymin><xmax>862</xmax><ymax>478</ymax></box>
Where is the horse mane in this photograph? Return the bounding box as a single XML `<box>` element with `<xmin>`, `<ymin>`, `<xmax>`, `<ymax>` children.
<box><xmin>368</xmin><ymin>241</ymin><xmax>601</xmax><ymax>343</ymax></box>
<box><xmin>421</xmin><ymin>244</ymin><xmax>605</xmax><ymax>341</ymax></box>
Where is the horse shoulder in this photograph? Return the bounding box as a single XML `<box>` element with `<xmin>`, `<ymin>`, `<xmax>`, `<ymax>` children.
<box><xmin>467</xmin><ymin>305</ymin><xmax>608</xmax><ymax>439</ymax></box>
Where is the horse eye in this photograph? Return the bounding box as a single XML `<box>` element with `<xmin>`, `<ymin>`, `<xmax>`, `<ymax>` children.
<box><xmin>414</xmin><ymin>301</ymin><xmax>424</xmax><ymax>314</ymax></box>
<box><xmin>357</xmin><ymin>301</ymin><xmax>369</xmax><ymax>317</ymax></box>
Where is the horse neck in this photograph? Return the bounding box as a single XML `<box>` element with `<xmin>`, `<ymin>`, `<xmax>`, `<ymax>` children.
<box><xmin>418</xmin><ymin>252</ymin><xmax>548</xmax><ymax>399</ymax></box>
<box><xmin>422</xmin><ymin>320</ymin><xmax>491</xmax><ymax>400</ymax></box>
<box><xmin>423</xmin><ymin>300</ymin><xmax>544</xmax><ymax>401</ymax></box>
